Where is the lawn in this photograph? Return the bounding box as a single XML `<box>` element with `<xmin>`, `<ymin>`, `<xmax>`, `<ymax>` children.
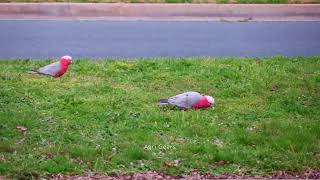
<box><xmin>0</xmin><ymin>57</ymin><xmax>319</xmax><ymax>179</ymax></box>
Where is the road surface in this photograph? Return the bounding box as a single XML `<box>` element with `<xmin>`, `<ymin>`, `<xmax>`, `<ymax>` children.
<box><xmin>0</xmin><ymin>20</ymin><xmax>319</xmax><ymax>59</ymax></box>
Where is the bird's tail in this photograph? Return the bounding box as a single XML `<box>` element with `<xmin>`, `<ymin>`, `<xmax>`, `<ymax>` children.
<box><xmin>159</xmin><ymin>99</ymin><xmax>169</xmax><ymax>105</ymax></box>
<box><xmin>27</xmin><ymin>70</ymin><xmax>38</xmax><ymax>74</ymax></box>
<box><xmin>27</xmin><ymin>70</ymin><xmax>48</xmax><ymax>76</ymax></box>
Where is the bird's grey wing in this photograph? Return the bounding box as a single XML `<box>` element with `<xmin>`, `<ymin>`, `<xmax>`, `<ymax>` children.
<box><xmin>168</xmin><ymin>91</ymin><xmax>202</xmax><ymax>109</ymax></box>
<box><xmin>36</xmin><ymin>62</ymin><xmax>61</xmax><ymax>76</ymax></box>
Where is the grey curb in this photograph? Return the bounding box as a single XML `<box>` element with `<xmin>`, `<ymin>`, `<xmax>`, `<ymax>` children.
<box><xmin>0</xmin><ymin>3</ymin><xmax>320</xmax><ymax>21</ymax></box>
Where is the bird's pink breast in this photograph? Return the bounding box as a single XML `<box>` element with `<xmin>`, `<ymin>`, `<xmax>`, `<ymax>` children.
<box><xmin>192</xmin><ymin>96</ymin><xmax>211</xmax><ymax>109</ymax></box>
<box><xmin>53</xmin><ymin>61</ymin><xmax>70</xmax><ymax>78</ymax></box>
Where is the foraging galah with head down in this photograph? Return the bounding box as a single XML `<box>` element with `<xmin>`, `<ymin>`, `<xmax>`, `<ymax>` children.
<box><xmin>159</xmin><ymin>91</ymin><xmax>214</xmax><ymax>109</ymax></box>
<box><xmin>28</xmin><ymin>55</ymin><xmax>73</xmax><ymax>78</ymax></box>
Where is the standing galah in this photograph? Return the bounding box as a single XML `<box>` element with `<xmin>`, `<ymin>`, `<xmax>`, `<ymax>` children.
<box><xmin>28</xmin><ymin>55</ymin><xmax>73</xmax><ymax>78</ymax></box>
<box><xmin>159</xmin><ymin>91</ymin><xmax>214</xmax><ymax>109</ymax></box>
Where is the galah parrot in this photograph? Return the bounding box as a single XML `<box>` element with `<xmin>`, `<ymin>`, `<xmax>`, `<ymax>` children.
<box><xmin>159</xmin><ymin>91</ymin><xmax>214</xmax><ymax>109</ymax></box>
<box><xmin>28</xmin><ymin>55</ymin><xmax>73</xmax><ymax>78</ymax></box>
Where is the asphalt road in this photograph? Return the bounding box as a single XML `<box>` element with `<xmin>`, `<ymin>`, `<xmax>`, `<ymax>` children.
<box><xmin>0</xmin><ymin>20</ymin><xmax>319</xmax><ymax>59</ymax></box>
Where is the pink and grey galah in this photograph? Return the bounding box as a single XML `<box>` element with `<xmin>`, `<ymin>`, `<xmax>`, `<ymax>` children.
<box><xmin>159</xmin><ymin>91</ymin><xmax>215</xmax><ymax>109</ymax></box>
<box><xmin>28</xmin><ymin>55</ymin><xmax>73</xmax><ymax>78</ymax></box>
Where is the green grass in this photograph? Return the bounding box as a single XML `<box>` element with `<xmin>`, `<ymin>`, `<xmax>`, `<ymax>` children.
<box><xmin>0</xmin><ymin>57</ymin><xmax>320</xmax><ymax>179</ymax></box>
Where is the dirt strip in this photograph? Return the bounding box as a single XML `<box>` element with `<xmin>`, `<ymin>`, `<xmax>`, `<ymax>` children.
<box><xmin>48</xmin><ymin>170</ymin><xmax>320</xmax><ymax>179</ymax></box>
<box><xmin>0</xmin><ymin>3</ymin><xmax>320</xmax><ymax>21</ymax></box>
